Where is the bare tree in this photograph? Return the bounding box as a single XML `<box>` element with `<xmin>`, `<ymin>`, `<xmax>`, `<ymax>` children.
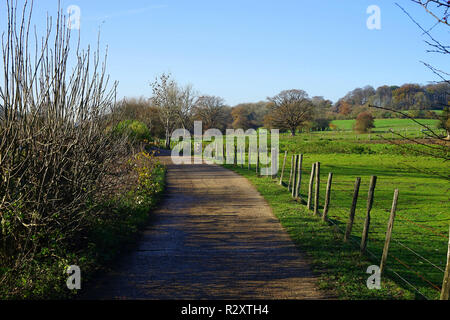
<box><xmin>192</xmin><ymin>95</ymin><xmax>230</xmax><ymax>132</ymax></box>
<box><xmin>412</xmin><ymin>0</ymin><xmax>449</xmax><ymax>26</ymax></box>
<box><xmin>150</xmin><ymin>73</ymin><xmax>181</xmax><ymax>148</ymax></box>
<box><xmin>409</xmin><ymin>0</ymin><xmax>450</xmax><ymax>141</ymax></box>
<box><xmin>177</xmin><ymin>84</ymin><xmax>197</xmax><ymax>131</ymax></box>
<box><xmin>367</xmin><ymin>1</ymin><xmax>450</xmax><ymax>166</ymax></box>
<box><xmin>266</xmin><ymin>90</ymin><xmax>314</xmax><ymax>136</ymax></box>
<box><xmin>397</xmin><ymin>1</ymin><xmax>449</xmax><ymax>84</ymax></box>
<box><xmin>151</xmin><ymin>74</ymin><xmax>197</xmax><ymax>148</ymax></box>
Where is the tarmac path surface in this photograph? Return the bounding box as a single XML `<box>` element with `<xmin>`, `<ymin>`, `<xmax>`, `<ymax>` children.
<box><xmin>84</xmin><ymin>154</ymin><xmax>329</xmax><ymax>299</ymax></box>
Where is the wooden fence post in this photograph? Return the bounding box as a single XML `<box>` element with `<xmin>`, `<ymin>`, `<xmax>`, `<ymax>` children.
<box><xmin>248</xmin><ymin>148</ymin><xmax>251</xmax><ymax>170</ymax></box>
<box><xmin>322</xmin><ymin>172</ymin><xmax>333</xmax><ymax>221</ymax></box>
<box><xmin>240</xmin><ymin>146</ymin><xmax>244</xmax><ymax>168</ymax></box>
<box><xmin>295</xmin><ymin>154</ymin><xmax>303</xmax><ymax>199</ymax></box>
<box><xmin>379</xmin><ymin>189</ymin><xmax>399</xmax><ymax>276</ymax></box>
<box><xmin>314</xmin><ymin>162</ymin><xmax>320</xmax><ymax>215</ymax></box>
<box><xmin>344</xmin><ymin>177</ymin><xmax>361</xmax><ymax>242</ymax></box>
<box><xmin>307</xmin><ymin>163</ymin><xmax>316</xmax><ymax>210</ymax></box>
<box><xmin>440</xmin><ymin>225</ymin><xmax>450</xmax><ymax>300</ymax></box>
<box><xmin>292</xmin><ymin>155</ymin><xmax>298</xmax><ymax>198</ymax></box>
<box><xmin>234</xmin><ymin>144</ymin><xmax>237</xmax><ymax>166</ymax></box>
<box><xmin>288</xmin><ymin>155</ymin><xmax>294</xmax><ymax>192</ymax></box>
<box><xmin>361</xmin><ymin>176</ymin><xmax>377</xmax><ymax>254</ymax></box>
<box><xmin>279</xmin><ymin>151</ymin><xmax>287</xmax><ymax>185</ymax></box>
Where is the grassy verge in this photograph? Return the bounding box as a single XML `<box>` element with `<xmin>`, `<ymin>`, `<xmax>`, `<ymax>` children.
<box><xmin>225</xmin><ymin>164</ymin><xmax>418</xmax><ymax>300</ymax></box>
<box><xmin>0</xmin><ymin>152</ymin><xmax>166</xmax><ymax>300</ymax></box>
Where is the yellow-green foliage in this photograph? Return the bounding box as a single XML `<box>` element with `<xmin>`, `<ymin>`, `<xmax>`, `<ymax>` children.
<box><xmin>131</xmin><ymin>151</ymin><xmax>165</xmax><ymax>207</ymax></box>
<box><xmin>0</xmin><ymin>151</ymin><xmax>166</xmax><ymax>300</ymax></box>
<box><xmin>115</xmin><ymin>120</ymin><xmax>151</xmax><ymax>143</ymax></box>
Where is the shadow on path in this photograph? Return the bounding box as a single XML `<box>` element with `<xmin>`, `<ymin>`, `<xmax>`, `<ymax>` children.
<box><xmin>83</xmin><ymin>154</ymin><xmax>330</xmax><ymax>300</ymax></box>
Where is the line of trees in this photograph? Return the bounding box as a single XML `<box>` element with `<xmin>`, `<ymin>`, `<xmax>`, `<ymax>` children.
<box><xmin>334</xmin><ymin>83</ymin><xmax>449</xmax><ymax>119</ymax></box>
<box><xmin>116</xmin><ymin>78</ymin><xmax>333</xmax><ymax>139</ymax></box>
<box><xmin>114</xmin><ymin>76</ymin><xmax>449</xmax><ymax>142</ymax></box>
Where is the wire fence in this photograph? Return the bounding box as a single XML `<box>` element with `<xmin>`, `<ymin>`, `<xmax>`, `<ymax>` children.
<box><xmin>230</xmin><ymin>149</ymin><xmax>450</xmax><ymax>300</ymax></box>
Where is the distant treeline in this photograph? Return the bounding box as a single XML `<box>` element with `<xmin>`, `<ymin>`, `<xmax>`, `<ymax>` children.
<box><xmin>332</xmin><ymin>83</ymin><xmax>449</xmax><ymax>119</ymax></box>
<box><xmin>114</xmin><ymin>82</ymin><xmax>449</xmax><ymax>139</ymax></box>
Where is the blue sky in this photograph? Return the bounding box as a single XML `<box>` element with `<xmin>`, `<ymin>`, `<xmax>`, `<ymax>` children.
<box><xmin>2</xmin><ymin>0</ymin><xmax>449</xmax><ymax>105</ymax></box>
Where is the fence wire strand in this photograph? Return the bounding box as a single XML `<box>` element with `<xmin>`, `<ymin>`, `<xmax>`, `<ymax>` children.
<box><xmin>238</xmin><ymin>152</ymin><xmax>449</xmax><ymax>300</ymax></box>
<box><xmin>390</xmin><ymin>254</ymin><xmax>442</xmax><ymax>293</ymax></box>
<box><xmin>396</xmin><ymin>214</ymin><xmax>449</xmax><ymax>240</ymax></box>
<box><xmin>392</xmin><ymin>238</ymin><xmax>446</xmax><ymax>273</ymax></box>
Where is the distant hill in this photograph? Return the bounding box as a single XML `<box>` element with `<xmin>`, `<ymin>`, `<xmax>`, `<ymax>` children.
<box><xmin>332</xmin><ymin>83</ymin><xmax>449</xmax><ymax>119</ymax></box>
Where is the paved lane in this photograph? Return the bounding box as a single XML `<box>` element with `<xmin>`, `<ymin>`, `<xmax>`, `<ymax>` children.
<box><xmin>84</xmin><ymin>155</ymin><xmax>328</xmax><ymax>299</ymax></box>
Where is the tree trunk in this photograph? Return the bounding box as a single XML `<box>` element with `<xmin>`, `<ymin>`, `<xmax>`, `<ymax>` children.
<box><xmin>165</xmin><ymin>126</ymin><xmax>171</xmax><ymax>149</ymax></box>
<box><xmin>165</xmin><ymin>136</ymin><xmax>171</xmax><ymax>149</ymax></box>
<box><xmin>290</xmin><ymin>128</ymin><xmax>296</xmax><ymax>136</ymax></box>
<box><xmin>165</xmin><ymin>118</ymin><xmax>171</xmax><ymax>149</ymax></box>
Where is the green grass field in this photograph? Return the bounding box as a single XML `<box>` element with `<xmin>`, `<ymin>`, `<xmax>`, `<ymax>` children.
<box><xmin>218</xmin><ymin>120</ymin><xmax>449</xmax><ymax>300</ymax></box>
<box><xmin>331</xmin><ymin>118</ymin><xmax>439</xmax><ymax>132</ymax></box>
<box><xmin>279</xmin><ymin>153</ymin><xmax>448</xmax><ymax>298</ymax></box>
<box><xmin>283</xmin><ymin>119</ymin><xmax>444</xmax><ymax>145</ymax></box>
<box><xmin>226</xmin><ymin>152</ymin><xmax>448</xmax><ymax>299</ymax></box>
<box><xmin>226</xmin><ymin>164</ymin><xmax>414</xmax><ymax>299</ymax></box>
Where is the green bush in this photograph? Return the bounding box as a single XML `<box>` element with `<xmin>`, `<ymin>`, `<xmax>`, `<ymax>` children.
<box><xmin>114</xmin><ymin>120</ymin><xmax>151</xmax><ymax>143</ymax></box>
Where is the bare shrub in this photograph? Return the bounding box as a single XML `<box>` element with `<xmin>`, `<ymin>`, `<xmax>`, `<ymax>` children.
<box><xmin>354</xmin><ymin>112</ymin><xmax>375</xmax><ymax>133</ymax></box>
<box><xmin>0</xmin><ymin>0</ymin><xmax>127</xmax><ymax>288</ymax></box>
